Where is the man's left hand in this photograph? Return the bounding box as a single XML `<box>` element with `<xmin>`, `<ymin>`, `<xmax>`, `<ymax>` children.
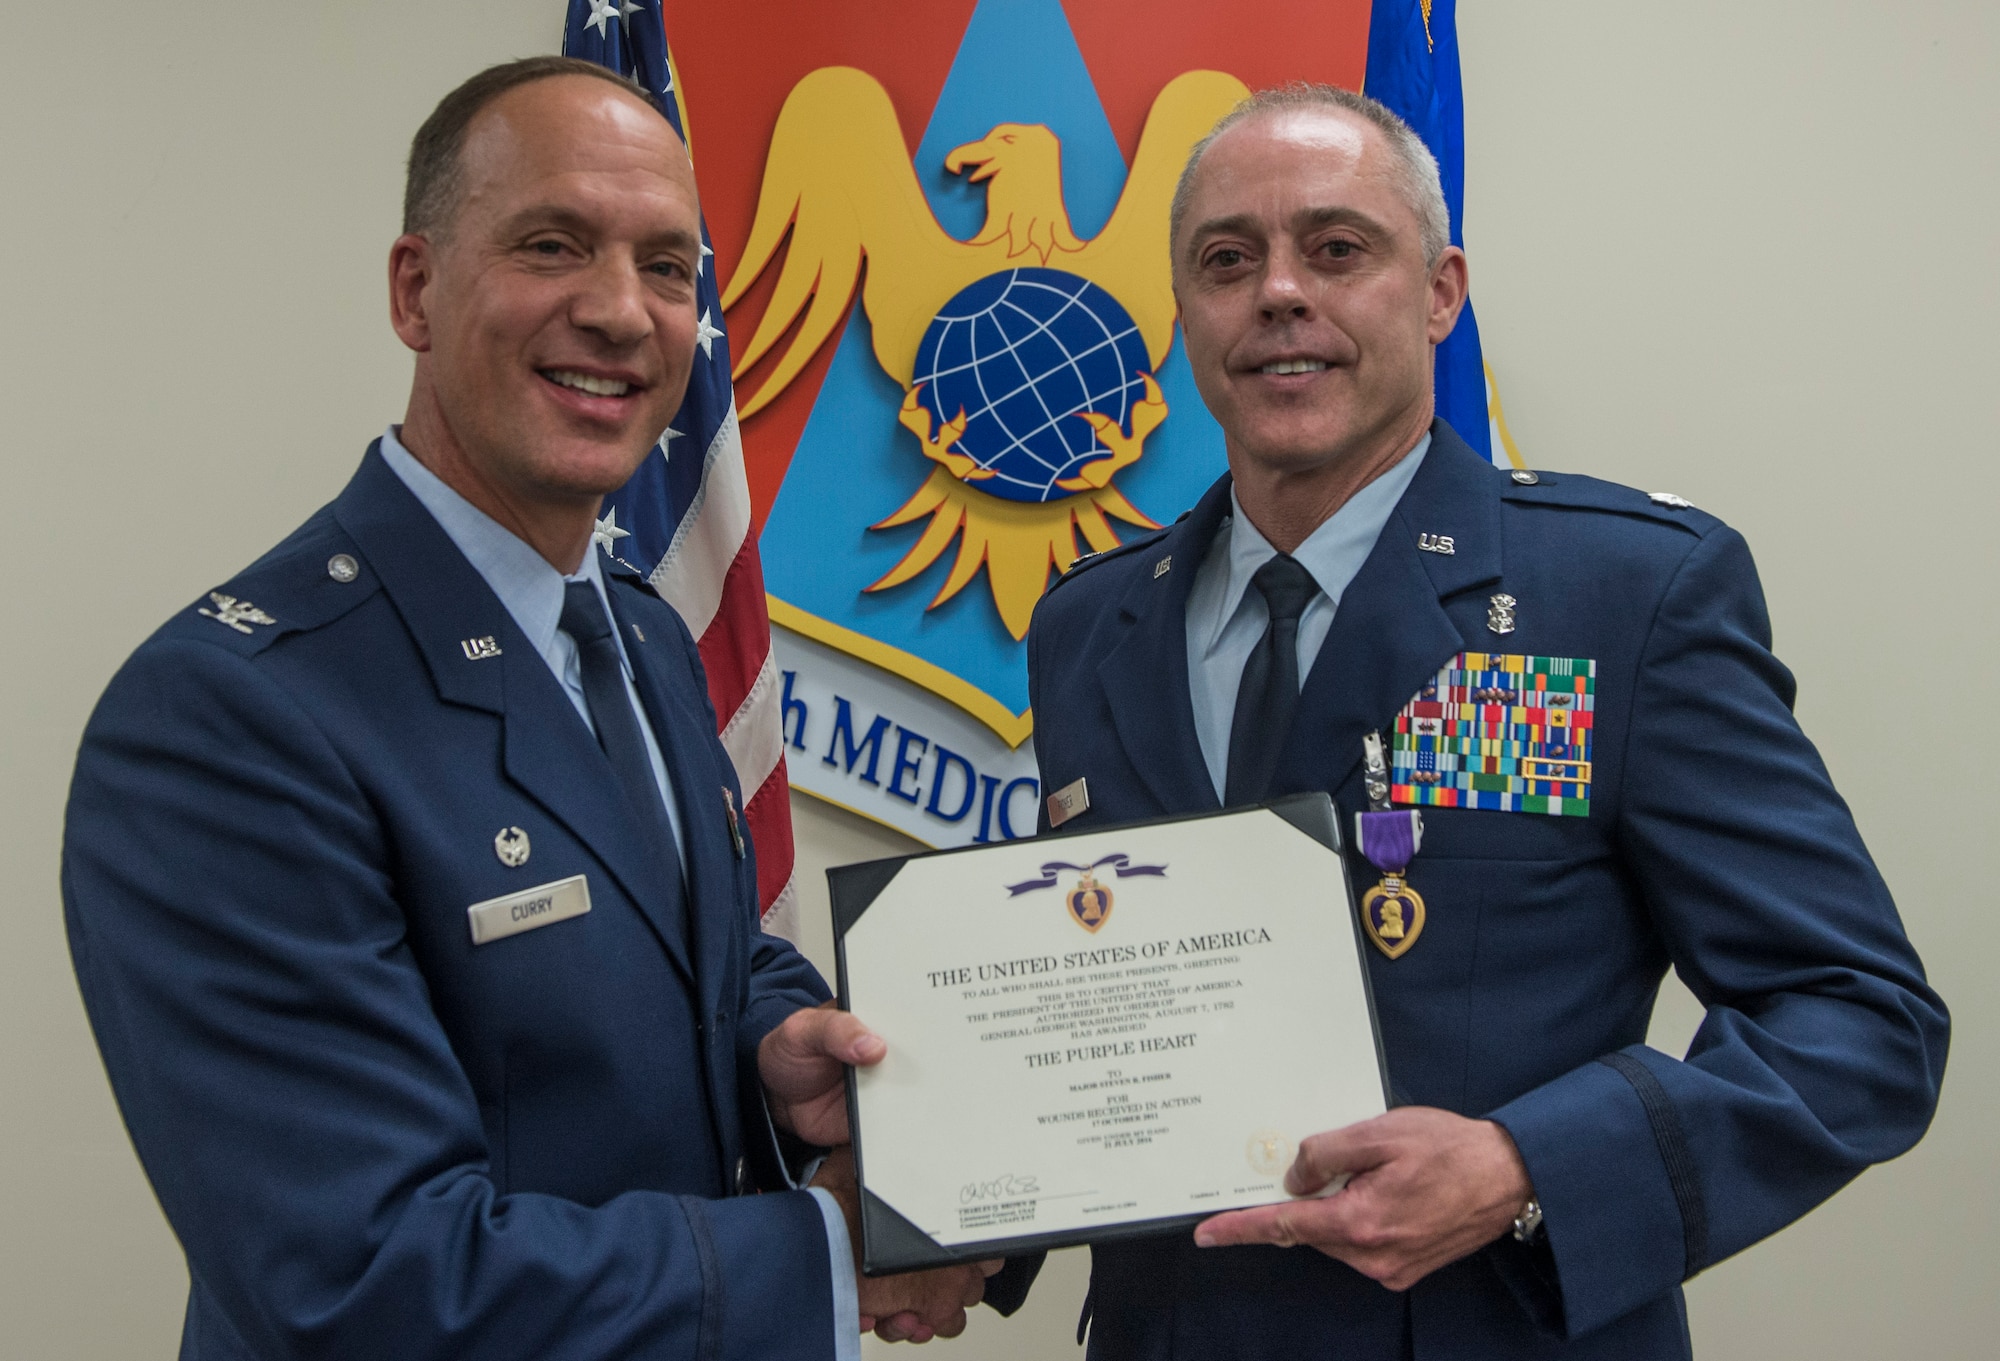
<box><xmin>1193</xmin><ymin>1107</ymin><xmax>1532</xmax><ymax>1292</ymax></box>
<box><xmin>759</xmin><ymin>1001</ymin><xmax>886</xmax><ymax>1147</ymax></box>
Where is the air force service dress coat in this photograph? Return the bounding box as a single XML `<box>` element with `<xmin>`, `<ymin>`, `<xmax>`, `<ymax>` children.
<box><xmin>1024</xmin><ymin>421</ymin><xmax>1947</xmax><ymax>1359</ymax></box>
<box><xmin>63</xmin><ymin>444</ymin><xmax>836</xmax><ymax>1361</ymax></box>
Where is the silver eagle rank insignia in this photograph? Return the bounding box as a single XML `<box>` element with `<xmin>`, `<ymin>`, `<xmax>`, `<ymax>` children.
<box><xmin>198</xmin><ymin>592</ymin><xmax>276</xmax><ymax>635</ymax></box>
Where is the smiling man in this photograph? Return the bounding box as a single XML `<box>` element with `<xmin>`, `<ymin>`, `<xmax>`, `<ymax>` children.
<box><xmin>61</xmin><ymin>58</ymin><xmax>991</xmax><ymax>1360</ymax></box>
<box><xmin>1022</xmin><ymin>85</ymin><xmax>1947</xmax><ymax>1358</ymax></box>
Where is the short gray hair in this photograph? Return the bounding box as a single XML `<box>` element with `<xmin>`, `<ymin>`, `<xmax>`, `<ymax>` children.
<box><xmin>404</xmin><ymin>56</ymin><xmax>659</xmax><ymax>240</ymax></box>
<box><xmin>1169</xmin><ymin>83</ymin><xmax>1451</xmax><ymax>267</ymax></box>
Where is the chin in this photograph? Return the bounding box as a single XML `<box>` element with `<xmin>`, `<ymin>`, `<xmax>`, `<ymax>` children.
<box><xmin>542</xmin><ymin>435</ymin><xmax>656</xmax><ymax>486</ymax></box>
<box><xmin>1239</xmin><ymin>426</ymin><xmax>1359</xmax><ymax>474</ymax></box>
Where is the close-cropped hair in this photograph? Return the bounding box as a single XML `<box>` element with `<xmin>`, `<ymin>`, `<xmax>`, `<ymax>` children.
<box><xmin>403</xmin><ymin>55</ymin><xmax>658</xmax><ymax>239</ymax></box>
<box><xmin>1170</xmin><ymin>82</ymin><xmax>1451</xmax><ymax>267</ymax></box>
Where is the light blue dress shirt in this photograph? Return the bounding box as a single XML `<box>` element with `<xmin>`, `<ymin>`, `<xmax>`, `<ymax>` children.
<box><xmin>380</xmin><ymin>429</ymin><xmax>860</xmax><ymax>1360</ymax></box>
<box><xmin>1184</xmin><ymin>435</ymin><xmax>1429</xmax><ymax>802</ymax></box>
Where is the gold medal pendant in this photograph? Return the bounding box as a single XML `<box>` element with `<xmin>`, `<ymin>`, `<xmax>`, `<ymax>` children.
<box><xmin>1361</xmin><ymin>872</ymin><xmax>1426</xmax><ymax>959</ymax></box>
<box><xmin>1358</xmin><ymin>736</ymin><xmax>1427</xmax><ymax>959</ymax></box>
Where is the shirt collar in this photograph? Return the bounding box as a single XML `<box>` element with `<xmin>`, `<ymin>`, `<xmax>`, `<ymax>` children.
<box><xmin>377</xmin><ymin>425</ymin><xmax>605</xmax><ymax>656</ymax></box>
<box><xmin>1199</xmin><ymin>432</ymin><xmax>1431</xmax><ymax>660</ymax></box>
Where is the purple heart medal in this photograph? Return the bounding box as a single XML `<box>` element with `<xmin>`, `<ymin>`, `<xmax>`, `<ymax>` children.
<box><xmin>1357</xmin><ymin>731</ymin><xmax>1425</xmax><ymax>959</ymax></box>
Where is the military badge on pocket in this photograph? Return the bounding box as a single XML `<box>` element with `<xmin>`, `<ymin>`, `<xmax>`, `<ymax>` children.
<box><xmin>1391</xmin><ymin>653</ymin><xmax>1596</xmax><ymax>817</ymax></box>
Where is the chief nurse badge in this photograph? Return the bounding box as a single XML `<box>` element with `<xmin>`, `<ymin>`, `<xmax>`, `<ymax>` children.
<box><xmin>723</xmin><ymin>66</ymin><xmax>1249</xmax><ymax>640</ymax></box>
<box><xmin>1067</xmin><ymin>869</ymin><xmax>1113</xmax><ymax>933</ymax></box>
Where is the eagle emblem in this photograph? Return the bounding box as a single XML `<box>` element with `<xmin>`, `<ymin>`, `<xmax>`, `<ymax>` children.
<box><xmin>198</xmin><ymin>592</ymin><xmax>276</xmax><ymax>635</ymax></box>
<box><xmin>723</xmin><ymin>66</ymin><xmax>1248</xmax><ymax>640</ymax></box>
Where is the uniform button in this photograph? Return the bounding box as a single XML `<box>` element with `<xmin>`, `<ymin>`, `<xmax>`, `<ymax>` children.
<box><xmin>327</xmin><ymin>553</ymin><xmax>359</xmax><ymax>582</ymax></box>
<box><xmin>1510</xmin><ymin>469</ymin><xmax>1539</xmax><ymax>485</ymax></box>
<box><xmin>734</xmin><ymin>1155</ymin><xmax>752</xmax><ymax>1195</ymax></box>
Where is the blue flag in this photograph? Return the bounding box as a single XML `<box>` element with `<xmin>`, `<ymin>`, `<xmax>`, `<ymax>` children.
<box><xmin>1365</xmin><ymin>0</ymin><xmax>1492</xmax><ymax>461</ymax></box>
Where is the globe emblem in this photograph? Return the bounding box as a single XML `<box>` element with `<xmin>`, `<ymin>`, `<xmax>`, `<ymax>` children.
<box><xmin>910</xmin><ymin>268</ymin><xmax>1153</xmax><ymax>503</ymax></box>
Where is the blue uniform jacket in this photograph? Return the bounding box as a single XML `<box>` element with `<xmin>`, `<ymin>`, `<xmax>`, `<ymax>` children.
<box><xmin>63</xmin><ymin>445</ymin><xmax>837</xmax><ymax>1361</ymax></box>
<box><xmin>1024</xmin><ymin>422</ymin><xmax>1947</xmax><ymax>1359</ymax></box>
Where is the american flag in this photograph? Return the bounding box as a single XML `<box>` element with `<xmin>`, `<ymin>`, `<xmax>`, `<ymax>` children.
<box><xmin>563</xmin><ymin>0</ymin><xmax>798</xmax><ymax>938</ymax></box>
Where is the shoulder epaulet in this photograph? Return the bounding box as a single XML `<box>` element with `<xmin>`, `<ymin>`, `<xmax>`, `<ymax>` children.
<box><xmin>1042</xmin><ymin>514</ymin><xmax>1186</xmax><ymax>598</ymax></box>
<box><xmin>603</xmin><ymin>556</ymin><xmax>696</xmax><ymax>637</ymax></box>
<box><xmin>1499</xmin><ymin>468</ymin><xmax>1723</xmax><ymax>536</ymax></box>
<box><xmin>162</xmin><ymin>508</ymin><xmax>378</xmax><ymax>657</ymax></box>
<box><xmin>600</xmin><ymin>549</ymin><xmax>649</xmax><ymax>586</ymax></box>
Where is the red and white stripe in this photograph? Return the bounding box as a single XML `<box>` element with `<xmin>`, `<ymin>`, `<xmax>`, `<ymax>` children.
<box><xmin>648</xmin><ymin>405</ymin><xmax>798</xmax><ymax>939</ymax></box>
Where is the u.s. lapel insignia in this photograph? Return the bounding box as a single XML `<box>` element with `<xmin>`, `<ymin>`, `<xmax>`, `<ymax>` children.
<box><xmin>1066</xmin><ymin>869</ymin><xmax>1113</xmax><ymax>932</ymax></box>
<box><xmin>461</xmin><ymin>636</ymin><xmax>503</xmax><ymax>661</ymax></box>
<box><xmin>1361</xmin><ymin>874</ymin><xmax>1426</xmax><ymax>959</ymax></box>
<box><xmin>198</xmin><ymin>592</ymin><xmax>276</xmax><ymax>635</ymax></box>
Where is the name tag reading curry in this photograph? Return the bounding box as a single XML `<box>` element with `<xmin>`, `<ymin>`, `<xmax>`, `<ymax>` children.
<box><xmin>467</xmin><ymin>874</ymin><xmax>591</xmax><ymax>945</ymax></box>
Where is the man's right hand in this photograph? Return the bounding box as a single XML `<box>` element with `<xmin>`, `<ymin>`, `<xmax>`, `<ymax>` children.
<box><xmin>811</xmin><ymin>1147</ymin><xmax>1000</xmax><ymax>1342</ymax></box>
<box><xmin>858</xmin><ymin>1259</ymin><xmax>999</xmax><ymax>1343</ymax></box>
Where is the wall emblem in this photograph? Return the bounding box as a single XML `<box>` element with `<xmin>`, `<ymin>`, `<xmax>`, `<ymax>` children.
<box><xmin>727</xmin><ymin>61</ymin><xmax>1245</xmax><ymax>645</ymax></box>
<box><xmin>675</xmin><ymin>0</ymin><xmax>1386</xmax><ymax>846</ymax></box>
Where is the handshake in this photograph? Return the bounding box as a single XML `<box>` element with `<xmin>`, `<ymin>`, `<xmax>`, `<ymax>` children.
<box><xmin>760</xmin><ymin>995</ymin><xmax>1543</xmax><ymax>1341</ymax></box>
<box><xmin>760</xmin><ymin>1001</ymin><xmax>1005</xmax><ymax>1344</ymax></box>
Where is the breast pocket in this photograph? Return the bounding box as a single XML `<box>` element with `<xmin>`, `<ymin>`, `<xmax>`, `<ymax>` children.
<box><xmin>1403</xmin><ymin>804</ymin><xmax>1604</xmax><ymax>862</ymax></box>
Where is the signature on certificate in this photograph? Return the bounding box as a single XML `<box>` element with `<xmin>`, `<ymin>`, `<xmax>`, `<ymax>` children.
<box><xmin>960</xmin><ymin>1173</ymin><xmax>1040</xmax><ymax>1204</ymax></box>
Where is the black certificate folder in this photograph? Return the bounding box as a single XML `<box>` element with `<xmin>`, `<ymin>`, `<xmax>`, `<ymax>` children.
<box><xmin>830</xmin><ymin>793</ymin><xmax>1389</xmax><ymax>1274</ymax></box>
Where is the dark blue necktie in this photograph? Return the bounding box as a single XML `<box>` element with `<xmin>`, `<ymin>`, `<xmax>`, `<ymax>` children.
<box><xmin>559</xmin><ymin>581</ymin><xmax>682</xmax><ymax>876</ymax></box>
<box><xmin>1224</xmin><ymin>553</ymin><xmax>1321</xmax><ymax>806</ymax></box>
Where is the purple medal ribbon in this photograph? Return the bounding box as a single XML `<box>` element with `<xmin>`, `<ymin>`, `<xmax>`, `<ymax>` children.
<box><xmin>1004</xmin><ymin>852</ymin><xmax>1168</xmax><ymax>897</ymax></box>
<box><xmin>1356</xmin><ymin>809</ymin><xmax>1424</xmax><ymax>876</ymax></box>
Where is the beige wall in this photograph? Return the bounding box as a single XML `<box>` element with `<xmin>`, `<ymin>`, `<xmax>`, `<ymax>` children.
<box><xmin>1458</xmin><ymin>5</ymin><xmax>1997</xmax><ymax>1352</ymax></box>
<box><xmin>1</xmin><ymin>3</ymin><xmax>1990</xmax><ymax>1356</ymax></box>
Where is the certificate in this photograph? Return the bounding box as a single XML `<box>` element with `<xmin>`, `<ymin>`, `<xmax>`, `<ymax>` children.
<box><xmin>831</xmin><ymin>794</ymin><xmax>1387</xmax><ymax>1273</ymax></box>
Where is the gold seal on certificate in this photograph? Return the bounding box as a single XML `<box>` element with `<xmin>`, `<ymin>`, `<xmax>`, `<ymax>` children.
<box><xmin>1246</xmin><ymin>1130</ymin><xmax>1296</xmax><ymax>1178</ymax></box>
<box><xmin>830</xmin><ymin>794</ymin><xmax>1388</xmax><ymax>1273</ymax></box>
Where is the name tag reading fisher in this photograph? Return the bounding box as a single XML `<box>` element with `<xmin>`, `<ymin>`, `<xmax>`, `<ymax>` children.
<box><xmin>467</xmin><ymin>874</ymin><xmax>591</xmax><ymax>945</ymax></box>
<box><xmin>831</xmin><ymin>795</ymin><xmax>1387</xmax><ymax>1273</ymax></box>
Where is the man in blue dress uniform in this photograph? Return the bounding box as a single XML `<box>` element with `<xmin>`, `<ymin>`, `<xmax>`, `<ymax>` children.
<box><xmin>61</xmin><ymin>58</ymin><xmax>991</xmax><ymax>1360</ymax></box>
<box><xmin>1023</xmin><ymin>85</ymin><xmax>1947</xmax><ymax>1358</ymax></box>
